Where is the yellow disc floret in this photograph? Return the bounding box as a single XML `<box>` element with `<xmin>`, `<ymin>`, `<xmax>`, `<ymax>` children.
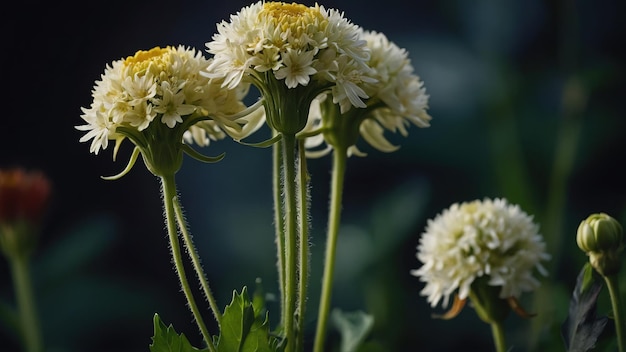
<box><xmin>124</xmin><ymin>46</ymin><xmax>172</xmax><ymax>77</ymax></box>
<box><xmin>260</xmin><ymin>2</ymin><xmax>326</xmax><ymax>48</ymax></box>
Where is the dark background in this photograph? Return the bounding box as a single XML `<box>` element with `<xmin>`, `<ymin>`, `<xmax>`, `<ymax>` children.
<box><xmin>2</xmin><ymin>0</ymin><xmax>625</xmax><ymax>351</ymax></box>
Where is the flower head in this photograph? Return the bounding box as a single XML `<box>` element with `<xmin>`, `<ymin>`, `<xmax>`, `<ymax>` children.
<box><xmin>411</xmin><ymin>198</ymin><xmax>550</xmax><ymax>309</ymax></box>
<box><xmin>0</xmin><ymin>168</ymin><xmax>51</xmax><ymax>258</ymax></box>
<box><xmin>205</xmin><ymin>1</ymin><xmax>373</xmax><ymax>134</ymax></box>
<box><xmin>302</xmin><ymin>30</ymin><xmax>431</xmax><ymax>157</ymax></box>
<box><xmin>0</xmin><ymin>169</ymin><xmax>51</xmax><ymax>225</ymax></box>
<box><xmin>77</xmin><ymin>45</ymin><xmax>252</xmax><ymax>176</ymax></box>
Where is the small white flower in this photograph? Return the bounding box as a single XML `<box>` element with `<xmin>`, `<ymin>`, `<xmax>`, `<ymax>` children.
<box><xmin>274</xmin><ymin>49</ymin><xmax>317</xmax><ymax>88</ymax></box>
<box><xmin>76</xmin><ymin>108</ymin><xmax>116</xmax><ymax>155</ymax></box>
<box><xmin>122</xmin><ymin>73</ymin><xmax>157</xmax><ymax>107</ymax></box>
<box><xmin>410</xmin><ymin>198</ymin><xmax>550</xmax><ymax>309</ymax></box>
<box><xmin>330</xmin><ymin>55</ymin><xmax>372</xmax><ymax>112</ymax></box>
<box><xmin>152</xmin><ymin>81</ymin><xmax>196</xmax><ymax>128</ymax></box>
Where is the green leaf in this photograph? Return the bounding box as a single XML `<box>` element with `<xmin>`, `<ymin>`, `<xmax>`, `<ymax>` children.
<box><xmin>251</xmin><ymin>278</ymin><xmax>266</xmax><ymax>317</ymax></box>
<box><xmin>561</xmin><ymin>264</ymin><xmax>608</xmax><ymax>352</ymax></box>
<box><xmin>331</xmin><ymin>309</ymin><xmax>374</xmax><ymax>352</ymax></box>
<box><xmin>150</xmin><ymin>313</ymin><xmax>208</xmax><ymax>352</ymax></box>
<box><xmin>217</xmin><ymin>286</ymin><xmax>274</xmax><ymax>352</ymax></box>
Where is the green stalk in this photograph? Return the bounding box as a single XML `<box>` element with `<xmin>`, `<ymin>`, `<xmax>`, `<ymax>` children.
<box><xmin>274</xmin><ymin>135</ymin><xmax>286</xmax><ymax>328</ymax></box>
<box><xmin>605</xmin><ymin>274</ymin><xmax>625</xmax><ymax>352</ymax></box>
<box><xmin>10</xmin><ymin>252</ymin><xmax>42</xmax><ymax>352</ymax></box>
<box><xmin>313</xmin><ymin>147</ymin><xmax>347</xmax><ymax>352</ymax></box>
<box><xmin>468</xmin><ymin>278</ymin><xmax>510</xmax><ymax>352</ymax></box>
<box><xmin>296</xmin><ymin>139</ymin><xmax>311</xmax><ymax>352</ymax></box>
<box><xmin>490</xmin><ymin>321</ymin><xmax>507</xmax><ymax>352</ymax></box>
<box><xmin>172</xmin><ymin>196</ymin><xmax>222</xmax><ymax>326</ymax></box>
<box><xmin>281</xmin><ymin>133</ymin><xmax>298</xmax><ymax>352</ymax></box>
<box><xmin>160</xmin><ymin>174</ymin><xmax>215</xmax><ymax>352</ymax></box>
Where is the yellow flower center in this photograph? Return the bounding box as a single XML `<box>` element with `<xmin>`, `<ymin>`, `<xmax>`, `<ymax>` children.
<box><xmin>124</xmin><ymin>46</ymin><xmax>172</xmax><ymax>77</ymax></box>
<box><xmin>261</xmin><ymin>2</ymin><xmax>326</xmax><ymax>43</ymax></box>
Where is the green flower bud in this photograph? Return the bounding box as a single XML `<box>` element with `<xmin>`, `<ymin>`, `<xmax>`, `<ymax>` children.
<box><xmin>577</xmin><ymin>213</ymin><xmax>624</xmax><ymax>276</ymax></box>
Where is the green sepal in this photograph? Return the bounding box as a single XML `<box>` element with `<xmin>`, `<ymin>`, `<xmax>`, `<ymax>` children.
<box><xmin>149</xmin><ymin>313</ymin><xmax>209</xmax><ymax>352</ymax></box>
<box><xmin>180</xmin><ymin>114</ymin><xmax>219</xmax><ymax>133</ymax></box>
<box><xmin>101</xmin><ymin>146</ymin><xmax>141</xmax><ymax>181</ymax></box>
<box><xmin>237</xmin><ymin>133</ymin><xmax>282</xmax><ymax>149</ymax></box>
<box><xmin>182</xmin><ymin>144</ymin><xmax>226</xmax><ymax>164</ymax></box>
<box><xmin>217</xmin><ymin>286</ymin><xmax>276</xmax><ymax>352</ymax></box>
<box><xmin>116</xmin><ymin>126</ymin><xmax>149</xmax><ymax>150</ymax></box>
<box><xmin>580</xmin><ymin>262</ymin><xmax>596</xmax><ymax>293</ymax></box>
<box><xmin>296</xmin><ymin>128</ymin><xmax>323</xmax><ymax>140</ymax></box>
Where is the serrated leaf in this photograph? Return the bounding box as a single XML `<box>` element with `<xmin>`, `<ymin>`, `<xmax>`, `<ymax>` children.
<box><xmin>150</xmin><ymin>313</ymin><xmax>208</xmax><ymax>352</ymax></box>
<box><xmin>561</xmin><ymin>264</ymin><xmax>608</xmax><ymax>352</ymax></box>
<box><xmin>217</xmin><ymin>286</ymin><xmax>274</xmax><ymax>352</ymax></box>
<box><xmin>331</xmin><ymin>309</ymin><xmax>375</xmax><ymax>352</ymax></box>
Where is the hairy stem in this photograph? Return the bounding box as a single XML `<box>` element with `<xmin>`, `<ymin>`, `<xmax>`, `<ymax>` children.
<box><xmin>313</xmin><ymin>148</ymin><xmax>347</xmax><ymax>352</ymax></box>
<box><xmin>296</xmin><ymin>139</ymin><xmax>310</xmax><ymax>352</ymax></box>
<box><xmin>282</xmin><ymin>133</ymin><xmax>298</xmax><ymax>352</ymax></box>
<box><xmin>173</xmin><ymin>196</ymin><xmax>222</xmax><ymax>326</ymax></box>
<box><xmin>160</xmin><ymin>174</ymin><xmax>215</xmax><ymax>351</ymax></box>
<box><xmin>274</xmin><ymin>135</ymin><xmax>286</xmax><ymax>329</ymax></box>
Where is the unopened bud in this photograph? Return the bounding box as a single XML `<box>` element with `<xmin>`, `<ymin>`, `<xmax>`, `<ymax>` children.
<box><xmin>577</xmin><ymin>213</ymin><xmax>624</xmax><ymax>276</ymax></box>
<box><xmin>0</xmin><ymin>169</ymin><xmax>51</xmax><ymax>259</ymax></box>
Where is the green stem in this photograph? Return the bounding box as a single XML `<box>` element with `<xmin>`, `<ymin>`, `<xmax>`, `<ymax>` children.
<box><xmin>160</xmin><ymin>175</ymin><xmax>215</xmax><ymax>352</ymax></box>
<box><xmin>605</xmin><ymin>274</ymin><xmax>625</xmax><ymax>352</ymax></box>
<box><xmin>281</xmin><ymin>133</ymin><xmax>298</xmax><ymax>352</ymax></box>
<box><xmin>10</xmin><ymin>253</ymin><xmax>42</xmax><ymax>352</ymax></box>
<box><xmin>274</xmin><ymin>135</ymin><xmax>286</xmax><ymax>329</ymax></box>
<box><xmin>296</xmin><ymin>139</ymin><xmax>310</xmax><ymax>352</ymax></box>
<box><xmin>490</xmin><ymin>321</ymin><xmax>507</xmax><ymax>352</ymax></box>
<box><xmin>172</xmin><ymin>197</ymin><xmax>222</xmax><ymax>326</ymax></box>
<box><xmin>313</xmin><ymin>148</ymin><xmax>347</xmax><ymax>352</ymax></box>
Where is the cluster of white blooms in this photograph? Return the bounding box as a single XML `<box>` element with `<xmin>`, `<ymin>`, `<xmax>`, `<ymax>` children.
<box><xmin>205</xmin><ymin>1</ymin><xmax>374</xmax><ymax>113</ymax></box>
<box><xmin>77</xmin><ymin>45</ymin><xmax>249</xmax><ymax>156</ymax></box>
<box><xmin>303</xmin><ymin>30</ymin><xmax>431</xmax><ymax>157</ymax></box>
<box><xmin>411</xmin><ymin>198</ymin><xmax>550</xmax><ymax>309</ymax></box>
<box><xmin>78</xmin><ymin>2</ymin><xmax>433</xmax><ymax>160</ymax></box>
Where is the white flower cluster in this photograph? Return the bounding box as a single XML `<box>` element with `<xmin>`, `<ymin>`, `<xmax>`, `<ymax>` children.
<box><xmin>358</xmin><ymin>31</ymin><xmax>431</xmax><ymax>144</ymax></box>
<box><xmin>411</xmin><ymin>198</ymin><xmax>550</xmax><ymax>308</ymax></box>
<box><xmin>205</xmin><ymin>1</ymin><xmax>373</xmax><ymax>112</ymax></box>
<box><xmin>77</xmin><ymin>45</ymin><xmax>248</xmax><ymax>155</ymax></box>
<box><xmin>304</xmin><ymin>31</ymin><xmax>431</xmax><ymax>157</ymax></box>
<box><xmin>78</xmin><ymin>2</ymin><xmax>433</xmax><ymax>160</ymax></box>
